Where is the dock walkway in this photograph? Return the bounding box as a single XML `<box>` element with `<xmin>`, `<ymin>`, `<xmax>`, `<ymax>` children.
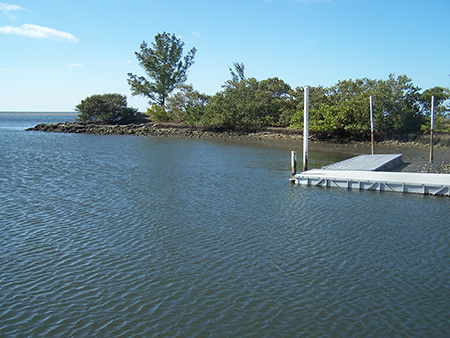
<box><xmin>322</xmin><ymin>154</ymin><xmax>403</xmax><ymax>171</ymax></box>
<box><xmin>292</xmin><ymin>154</ymin><xmax>450</xmax><ymax>197</ymax></box>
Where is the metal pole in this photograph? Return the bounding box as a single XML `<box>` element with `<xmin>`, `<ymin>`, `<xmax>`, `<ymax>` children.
<box><xmin>370</xmin><ymin>95</ymin><xmax>374</xmax><ymax>155</ymax></box>
<box><xmin>303</xmin><ymin>86</ymin><xmax>309</xmax><ymax>172</ymax></box>
<box><xmin>430</xmin><ymin>95</ymin><xmax>435</xmax><ymax>162</ymax></box>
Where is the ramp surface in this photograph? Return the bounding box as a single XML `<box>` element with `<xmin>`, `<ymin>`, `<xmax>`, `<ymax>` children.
<box><xmin>322</xmin><ymin>154</ymin><xmax>403</xmax><ymax>171</ymax></box>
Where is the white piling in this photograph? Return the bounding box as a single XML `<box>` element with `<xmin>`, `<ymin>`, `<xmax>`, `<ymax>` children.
<box><xmin>370</xmin><ymin>95</ymin><xmax>374</xmax><ymax>155</ymax></box>
<box><xmin>303</xmin><ymin>86</ymin><xmax>309</xmax><ymax>172</ymax></box>
<box><xmin>430</xmin><ymin>95</ymin><xmax>435</xmax><ymax>162</ymax></box>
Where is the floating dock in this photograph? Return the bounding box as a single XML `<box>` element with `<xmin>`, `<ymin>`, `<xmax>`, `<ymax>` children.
<box><xmin>291</xmin><ymin>154</ymin><xmax>450</xmax><ymax>197</ymax></box>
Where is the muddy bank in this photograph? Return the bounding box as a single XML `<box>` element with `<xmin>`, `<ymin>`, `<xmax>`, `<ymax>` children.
<box><xmin>26</xmin><ymin>121</ymin><xmax>450</xmax><ymax>173</ymax></box>
<box><xmin>306</xmin><ymin>141</ymin><xmax>450</xmax><ymax>174</ymax></box>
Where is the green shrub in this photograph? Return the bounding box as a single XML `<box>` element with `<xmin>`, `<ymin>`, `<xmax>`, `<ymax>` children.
<box><xmin>146</xmin><ymin>105</ymin><xmax>171</xmax><ymax>122</ymax></box>
<box><xmin>76</xmin><ymin>93</ymin><xmax>137</xmax><ymax>123</ymax></box>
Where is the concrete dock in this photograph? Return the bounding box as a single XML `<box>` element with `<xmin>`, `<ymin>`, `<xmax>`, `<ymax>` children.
<box><xmin>291</xmin><ymin>154</ymin><xmax>450</xmax><ymax>197</ymax></box>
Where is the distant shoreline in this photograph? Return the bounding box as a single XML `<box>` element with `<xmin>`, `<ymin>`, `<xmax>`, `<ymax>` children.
<box><xmin>26</xmin><ymin>121</ymin><xmax>450</xmax><ymax>174</ymax></box>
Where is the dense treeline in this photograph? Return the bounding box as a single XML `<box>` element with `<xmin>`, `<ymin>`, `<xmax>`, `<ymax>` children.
<box><xmin>76</xmin><ymin>32</ymin><xmax>450</xmax><ymax>138</ymax></box>
<box><xmin>160</xmin><ymin>63</ymin><xmax>450</xmax><ymax>137</ymax></box>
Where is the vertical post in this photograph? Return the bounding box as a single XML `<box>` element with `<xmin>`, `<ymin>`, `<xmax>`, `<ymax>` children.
<box><xmin>291</xmin><ymin>151</ymin><xmax>296</xmax><ymax>177</ymax></box>
<box><xmin>370</xmin><ymin>95</ymin><xmax>375</xmax><ymax>155</ymax></box>
<box><xmin>430</xmin><ymin>95</ymin><xmax>435</xmax><ymax>162</ymax></box>
<box><xmin>303</xmin><ymin>86</ymin><xmax>309</xmax><ymax>172</ymax></box>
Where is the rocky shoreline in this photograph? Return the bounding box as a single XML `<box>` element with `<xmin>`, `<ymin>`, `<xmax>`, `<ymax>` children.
<box><xmin>26</xmin><ymin>121</ymin><xmax>450</xmax><ymax>173</ymax></box>
<box><xmin>26</xmin><ymin>121</ymin><xmax>304</xmax><ymax>141</ymax></box>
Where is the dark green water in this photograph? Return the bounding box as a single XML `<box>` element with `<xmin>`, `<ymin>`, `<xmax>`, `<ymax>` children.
<box><xmin>1</xmin><ymin>113</ymin><xmax>449</xmax><ymax>337</ymax></box>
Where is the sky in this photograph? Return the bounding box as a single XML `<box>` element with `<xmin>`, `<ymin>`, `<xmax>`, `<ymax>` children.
<box><xmin>1</xmin><ymin>0</ymin><xmax>449</xmax><ymax>112</ymax></box>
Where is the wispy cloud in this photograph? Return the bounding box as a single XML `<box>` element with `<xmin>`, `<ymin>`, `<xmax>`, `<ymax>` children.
<box><xmin>0</xmin><ymin>2</ymin><xmax>26</xmax><ymax>17</ymax></box>
<box><xmin>1</xmin><ymin>67</ymin><xmax>15</xmax><ymax>72</ymax></box>
<box><xmin>68</xmin><ymin>63</ymin><xmax>83</xmax><ymax>67</ymax></box>
<box><xmin>192</xmin><ymin>31</ymin><xmax>201</xmax><ymax>38</ymax></box>
<box><xmin>0</xmin><ymin>24</ymin><xmax>79</xmax><ymax>42</ymax></box>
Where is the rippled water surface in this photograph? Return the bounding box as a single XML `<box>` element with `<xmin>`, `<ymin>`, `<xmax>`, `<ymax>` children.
<box><xmin>1</xmin><ymin>113</ymin><xmax>449</xmax><ymax>337</ymax></box>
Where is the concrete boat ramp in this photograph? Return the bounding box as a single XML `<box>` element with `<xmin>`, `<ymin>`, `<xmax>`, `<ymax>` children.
<box><xmin>291</xmin><ymin>154</ymin><xmax>450</xmax><ymax>197</ymax></box>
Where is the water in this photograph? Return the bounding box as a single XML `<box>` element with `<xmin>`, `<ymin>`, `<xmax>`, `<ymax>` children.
<box><xmin>1</xmin><ymin>113</ymin><xmax>449</xmax><ymax>337</ymax></box>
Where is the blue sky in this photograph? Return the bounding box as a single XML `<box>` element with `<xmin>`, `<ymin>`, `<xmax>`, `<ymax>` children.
<box><xmin>1</xmin><ymin>0</ymin><xmax>449</xmax><ymax>112</ymax></box>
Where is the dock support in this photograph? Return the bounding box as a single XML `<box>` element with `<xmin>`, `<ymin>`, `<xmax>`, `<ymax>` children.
<box><xmin>303</xmin><ymin>86</ymin><xmax>309</xmax><ymax>172</ymax></box>
<box><xmin>291</xmin><ymin>151</ymin><xmax>296</xmax><ymax>177</ymax></box>
<box><xmin>430</xmin><ymin>96</ymin><xmax>435</xmax><ymax>162</ymax></box>
<box><xmin>370</xmin><ymin>95</ymin><xmax>375</xmax><ymax>155</ymax></box>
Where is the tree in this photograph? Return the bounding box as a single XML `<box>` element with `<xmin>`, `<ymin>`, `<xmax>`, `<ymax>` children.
<box><xmin>75</xmin><ymin>93</ymin><xmax>137</xmax><ymax>122</ymax></box>
<box><xmin>254</xmin><ymin>77</ymin><xmax>291</xmax><ymax>126</ymax></box>
<box><xmin>327</xmin><ymin>78</ymin><xmax>378</xmax><ymax>132</ymax></box>
<box><xmin>127</xmin><ymin>32</ymin><xmax>197</xmax><ymax>107</ymax></box>
<box><xmin>201</xmin><ymin>63</ymin><xmax>291</xmax><ymax>128</ymax></box>
<box><xmin>372</xmin><ymin>74</ymin><xmax>422</xmax><ymax>132</ymax></box>
<box><xmin>165</xmin><ymin>84</ymin><xmax>209</xmax><ymax>124</ymax></box>
<box><xmin>419</xmin><ymin>86</ymin><xmax>450</xmax><ymax>118</ymax></box>
<box><xmin>227</xmin><ymin>61</ymin><xmax>246</xmax><ymax>84</ymax></box>
<box><xmin>288</xmin><ymin>75</ymin><xmax>428</xmax><ymax>136</ymax></box>
<box><xmin>419</xmin><ymin>86</ymin><xmax>450</xmax><ymax>132</ymax></box>
<box><xmin>284</xmin><ymin>85</ymin><xmax>330</xmax><ymax>128</ymax></box>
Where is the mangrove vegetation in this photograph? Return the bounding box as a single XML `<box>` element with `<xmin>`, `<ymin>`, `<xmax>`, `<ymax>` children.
<box><xmin>76</xmin><ymin>32</ymin><xmax>450</xmax><ymax>140</ymax></box>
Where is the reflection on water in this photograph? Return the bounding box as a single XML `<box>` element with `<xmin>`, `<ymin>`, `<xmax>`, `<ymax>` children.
<box><xmin>1</xmin><ymin>113</ymin><xmax>449</xmax><ymax>337</ymax></box>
